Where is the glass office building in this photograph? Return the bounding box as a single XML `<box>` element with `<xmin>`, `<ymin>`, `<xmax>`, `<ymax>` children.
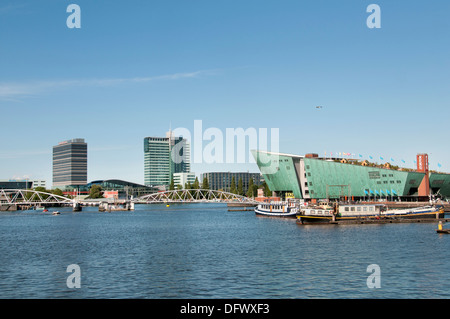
<box><xmin>53</xmin><ymin>138</ymin><xmax>87</xmax><ymax>188</ymax></box>
<box><xmin>144</xmin><ymin>131</ymin><xmax>191</xmax><ymax>187</ymax></box>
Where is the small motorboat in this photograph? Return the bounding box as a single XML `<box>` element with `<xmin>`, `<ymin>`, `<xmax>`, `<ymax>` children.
<box><xmin>52</xmin><ymin>211</ymin><xmax>60</xmax><ymax>215</ymax></box>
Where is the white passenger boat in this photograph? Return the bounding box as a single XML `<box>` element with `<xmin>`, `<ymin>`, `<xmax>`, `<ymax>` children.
<box><xmin>254</xmin><ymin>201</ymin><xmax>298</xmax><ymax>218</ymax></box>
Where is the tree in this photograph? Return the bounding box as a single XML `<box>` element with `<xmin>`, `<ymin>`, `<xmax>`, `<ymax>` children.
<box><xmin>230</xmin><ymin>176</ymin><xmax>237</xmax><ymax>194</ymax></box>
<box><xmin>263</xmin><ymin>182</ymin><xmax>272</xmax><ymax>197</ymax></box>
<box><xmin>89</xmin><ymin>185</ymin><xmax>103</xmax><ymax>199</ymax></box>
<box><xmin>246</xmin><ymin>178</ymin><xmax>254</xmax><ymax>198</ymax></box>
<box><xmin>52</xmin><ymin>188</ymin><xmax>64</xmax><ymax>196</ymax></box>
<box><xmin>32</xmin><ymin>187</ymin><xmax>49</xmax><ymax>200</ymax></box>
<box><xmin>202</xmin><ymin>176</ymin><xmax>209</xmax><ymax>190</ymax></box>
<box><xmin>169</xmin><ymin>178</ymin><xmax>175</xmax><ymax>191</ymax></box>
<box><xmin>237</xmin><ymin>178</ymin><xmax>243</xmax><ymax>196</ymax></box>
<box><xmin>252</xmin><ymin>184</ymin><xmax>259</xmax><ymax>198</ymax></box>
<box><xmin>193</xmin><ymin>177</ymin><xmax>200</xmax><ymax>189</ymax></box>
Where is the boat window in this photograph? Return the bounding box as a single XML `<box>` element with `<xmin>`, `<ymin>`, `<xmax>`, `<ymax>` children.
<box><xmin>345</xmin><ymin>207</ymin><xmax>349</xmax><ymax>212</ymax></box>
<box><xmin>357</xmin><ymin>207</ymin><xmax>361</xmax><ymax>212</ymax></box>
<box><xmin>363</xmin><ymin>207</ymin><xmax>367</xmax><ymax>212</ymax></box>
<box><xmin>369</xmin><ymin>207</ymin><xmax>374</xmax><ymax>211</ymax></box>
<box><xmin>351</xmin><ymin>207</ymin><xmax>355</xmax><ymax>212</ymax></box>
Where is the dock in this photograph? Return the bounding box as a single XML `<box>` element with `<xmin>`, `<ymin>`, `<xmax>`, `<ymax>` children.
<box><xmin>327</xmin><ymin>218</ymin><xmax>450</xmax><ymax>225</ymax></box>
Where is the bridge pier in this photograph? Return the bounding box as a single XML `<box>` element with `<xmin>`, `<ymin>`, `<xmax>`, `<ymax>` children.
<box><xmin>73</xmin><ymin>202</ymin><xmax>82</xmax><ymax>212</ymax></box>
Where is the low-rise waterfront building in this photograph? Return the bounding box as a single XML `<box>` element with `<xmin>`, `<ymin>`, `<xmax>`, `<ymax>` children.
<box><xmin>200</xmin><ymin>172</ymin><xmax>262</xmax><ymax>193</ymax></box>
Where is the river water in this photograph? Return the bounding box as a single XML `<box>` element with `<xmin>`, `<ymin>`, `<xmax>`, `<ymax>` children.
<box><xmin>0</xmin><ymin>203</ymin><xmax>449</xmax><ymax>299</ymax></box>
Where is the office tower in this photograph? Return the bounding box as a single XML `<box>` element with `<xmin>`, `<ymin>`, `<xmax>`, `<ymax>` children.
<box><xmin>144</xmin><ymin>131</ymin><xmax>191</xmax><ymax>187</ymax></box>
<box><xmin>52</xmin><ymin>138</ymin><xmax>87</xmax><ymax>188</ymax></box>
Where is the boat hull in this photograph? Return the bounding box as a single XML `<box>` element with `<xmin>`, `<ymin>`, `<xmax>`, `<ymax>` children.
<box><xmin>297</xmin><ymin>207</ymin><xmax>445</xmax><ymax>224</ymax></box>
<box><xmin>255</xmin><ymin>208</ymin><xmax>297</xmax><ymax>218</ymax></box>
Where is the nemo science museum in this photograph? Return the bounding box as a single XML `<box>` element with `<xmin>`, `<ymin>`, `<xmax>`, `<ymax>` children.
<box><xmin>251</xmin><ymin>150</ymin><xmax>450</xmax><ymax>201</ymax></box>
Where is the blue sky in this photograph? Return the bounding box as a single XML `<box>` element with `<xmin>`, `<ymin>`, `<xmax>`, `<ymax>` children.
<box><xmin>0</xmin><ymin>0</ymin><xmax>449</xmax><ymax>185</ymax></box>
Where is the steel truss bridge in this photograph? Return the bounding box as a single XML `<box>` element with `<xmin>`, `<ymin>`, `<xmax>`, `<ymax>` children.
<box><xmin>135</xmin><ymin>189</ymin><xmax>259</xmax><ymax>204</ymax></box>
<box><xmin>0</xmin><ymin>189</ymin><xmax>75</xmax><ymax>206</ymax></box>
<box><xmin>0</xmin><ymin>189</ymin><xmax>258</xmax><ymax>207</ymax></box>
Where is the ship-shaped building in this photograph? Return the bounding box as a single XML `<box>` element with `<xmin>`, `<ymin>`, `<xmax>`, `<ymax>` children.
<box><xmin>252</xmin><ymin>150</ymin><xmax>450</xmax><ymax>201</ymax></box>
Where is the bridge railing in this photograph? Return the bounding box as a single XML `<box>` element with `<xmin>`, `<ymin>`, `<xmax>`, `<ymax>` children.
<box><xmin>0</xmin><ymin>189</ymin><xmax>75</xmax><ymax>205</ymax></box>
<box><xmin>135</xmin><ymin>189</ymin><xmax>258</xmax><ymax>204</ymax></box>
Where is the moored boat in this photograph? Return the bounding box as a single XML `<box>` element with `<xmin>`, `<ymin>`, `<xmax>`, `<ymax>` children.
<box><xmin>297</xmin><ymin>203</ymin><xmax>444</xmax><ymax>224</ymax></box>
<box><xmin>254</xmin><ymin>201</ymin><xmax>298</xmax><ymax>218</ymax></box>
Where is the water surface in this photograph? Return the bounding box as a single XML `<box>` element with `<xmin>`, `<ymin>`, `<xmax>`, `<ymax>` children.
<box><xmin>0</xmin><ymin>204</ymin><xmax>449</xmax><ymax>298</ymax></box>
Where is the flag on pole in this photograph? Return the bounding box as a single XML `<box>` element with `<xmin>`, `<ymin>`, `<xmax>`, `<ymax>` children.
<box><xmin>390</xmin><ymin>158</ymin><xmax>394</xmax><ymax>162</ymax></box>
<box><xmin>359</xmin><ymin>154</ymin><xmax>363</xmax><ymax>158</ymax></box>
<box><xmin>380</xmin><ymin>156</ymin><xmax>384</xmax><ymax>161</ymax></box>
<box><xmin>438</xmin><ymin>163</ymin><xmax>442</xmax><ymax>168</ymax></box>
<box><xmin>369</xmin><ymin>156</ymin><xmax>373</xmax><ymax>160</ymax></box>
<box><xmin>401</xmin><ymin>159</ymin><xmax>406</xmax><ymax>164</ymax></box>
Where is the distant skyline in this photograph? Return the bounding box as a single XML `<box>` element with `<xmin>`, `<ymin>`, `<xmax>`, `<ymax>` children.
<box><xmin>1</xmin><ymin>0</ymin><xmax>449</xmax><ymax>185</ymax></box>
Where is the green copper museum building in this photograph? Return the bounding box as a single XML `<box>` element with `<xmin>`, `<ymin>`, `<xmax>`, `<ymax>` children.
<box><xmin>252</xmin><ymin>150</ymin><xmax>450</xmax><ymax>201</ymax></box>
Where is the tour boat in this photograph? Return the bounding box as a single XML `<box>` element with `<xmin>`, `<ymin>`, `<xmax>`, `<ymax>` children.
<box><xmin>297</xmin><ymin>203</ymin><xmax>444</xmax><ymax>224</ymax></box>
<box><xmin>254</xmin><ymin>201</ymin><xmax>298</xmax><ymax>218</ymax></box>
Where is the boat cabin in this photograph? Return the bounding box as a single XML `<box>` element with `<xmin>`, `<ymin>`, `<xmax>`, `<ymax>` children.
<box><xmin>338</xmin><ymin>204</ymin><xmax>386</xmax><ymax>216</ymax></box>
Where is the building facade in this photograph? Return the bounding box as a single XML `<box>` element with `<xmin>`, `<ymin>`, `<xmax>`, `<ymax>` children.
<box><xmin>144</xmin><ymin>131</ymin><xmax>191</xmax><ymax>187</ymax></box>
<box><xmin>0</xmin><ymin>180</ymin><xmax>33</xmax><ymax>189</ymax></box>
<box><xmin>89</xmin><ymin>179</ymin><xmax>157</xmax><ymax>198</ymax></box>
<box><xmin>52</xmin><ymin>138</ymin><xmax>87</xmax><ymax>188</ymax></box>
<box><xmin>200</xmin><ymin>172</ymin><xmax>261</xmax><ymax>193</ymax></box>
<box><xmin>173</xmin><ymin>172</ymin><xmax>196</xmax><ymax>188</ymax></box>
<box><xmin>0</xmin><ymin>180</ymin><xmax>46</xmax><ymax>190</ymax></box>
<box><xmin>252</xmin><ymin>150</ymin><xmax>450</xmax><ymax>200</ymax></box>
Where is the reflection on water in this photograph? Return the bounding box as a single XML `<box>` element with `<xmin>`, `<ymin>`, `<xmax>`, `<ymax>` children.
<box><xmin>0</xmin><ymin>204</ymin><xmax>449</xmax><ymax>298</ymax></box>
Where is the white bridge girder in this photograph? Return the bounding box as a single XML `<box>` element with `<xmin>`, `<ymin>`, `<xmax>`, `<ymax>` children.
<box><xmin>0</xmin><ymin>189</ymin><xmax>258</xmax><ymax>206</ymax></box>
<box><xmin>135</xmin><ymin>189</ymin><xmax>258</xmax><ymax>204</ymax></box>
<box><xmin>0</xmin><ymin>189</ymin><xmax>75</xmax><ymax>205</ymax></box>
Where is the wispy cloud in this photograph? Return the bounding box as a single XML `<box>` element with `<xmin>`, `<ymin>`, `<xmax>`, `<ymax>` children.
<box><xmin>0</xmin><ymin>149</ymin><xmax>51</xmax><ymax>160</ymax></box>
<box><xmin>0</xmin><ymin>69</ymin><xmax>216</xmax><ymax>100</ymax></box>
<box><xmin>0</xmin><ymin>4</ymin><xmax>25</xmax><ymax>15</ymax></box>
